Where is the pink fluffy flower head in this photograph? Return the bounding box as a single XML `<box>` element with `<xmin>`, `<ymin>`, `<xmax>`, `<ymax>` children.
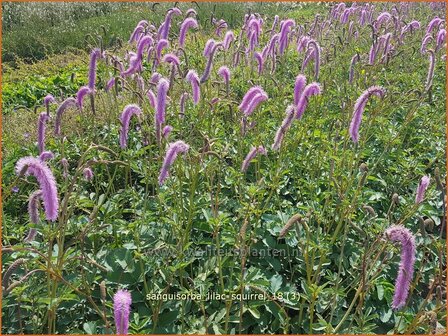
<box><xmin>88</xmin><ymin>48</ymin><xmax>102</xmax><ymax>91</ymax></box>
<box><xmin>295</xmin><ymin>82</ymin><xmax>322</xmax><ymax>119</ymax></box>
<box><xmin>156</xmin><ymin>78</ymin><xmax>170</xmax><ymax>125</ymax></box>
<box><xmin>114</xmin><ymin>289</ymin><xmax>132</xmax><ymax>335</ymax></box>
<box><xmin>241</xmin><ymin>145</ymin><xmax>267</xmax><ymax>172</ymax></box>
<box><xmin>384</xmin><ymin>225</ymin><xmax>416</xmax><ymax>310</ymax></box>
<box><xmin>54</xmin><ymin>97</ymin><xmax>77</xmax><ymax>136</ymax></box>
<box><xmin>349</xmin><ymin>86</ymin><xmax>385</xmax><ymax>143</ymax></box>
<box><xmin>83</xmin><ymin>167</ymin><xmax>94</xmax><ymax>182</ymax></box>
<box><xmin>294</xmin><ymin>74</ymin><xmax>307</xmax><ymax>106</ymax></box>
<box><xmin>239</xmin><ymin>86</ymin><xmax>268</xmax><ymax>116</ymax></box>
<box><xmin>272</xmin><ymin>105</ymin><xmax>296</xmax><ymax>151</ymax></box>
<box><xmin>16</xmin><ymin>157</ymin><xmax>59</xmax><ymax>221</ymax></box>
<box><xmin>179</xmin><ymin>17</ymin><xmax>198</xmax><ymax>47</ymax></box>
<box><xmin>43</xmin><ymin>94</ymin><xmax>56</xmax><ymax>116</ymax></box>
<box><xmin>415</xmin><ymin>175</ymin><xmax>430</xmax><ymax>204</ymax></box>
<box><xmin>28</xmin><ymin>190</ymin><xmax>43</xmax><ymax>224</ymax></box>
<box><xmin>76</xmin><ymin>86</ymin><xmax>92</xmax><ymax>111</ymax></box>
<box><xmin>158</xmin><ymin>140</ymin><xmax>190</xmax><ymax>185</ymax></box>
<box><xmin>119</xmin><ymin>104</ymin><xmax>142</xmax><ymax>149</ymax></box>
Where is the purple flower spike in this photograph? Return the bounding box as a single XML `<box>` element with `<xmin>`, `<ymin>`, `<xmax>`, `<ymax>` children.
<box><xmin>295</xmin><ymin>82</ymin><xmax>322</xmax><ymax>119</ymax></box>
<box><xmin>238</xmin><ymin>86</ymin><xmax>265</xmax><ymax>114</ymax></box>
<box><xmin>76</xmin><ymin>86</ymin><xmax>92</xmax><ymax>111</ymax></box>
<box><xmin>156</xmin><ymin>39</ymin><xmax>169</xmax><ymax>60</ymax></box>
<box><xmin>349</xmin><ymin>54</ymin><xmax>360</xmax><ymax>83</ymax></box>
<box><xmin>28</xmin><ymin>190</ymin><xmax>43</xmax><ymax>224</ymax></box>
<box><xmin>156</xmin><ymin>78</ymin><xmax>169</xmax><ymax>125</ymax></box>
<box><xmin>88</xmin><ymin>48</ymin><xmax>102</xmax><ymax>91</ymax></box>
<box><xmin>241</xmin><ymin>145</ymin><xmax>267</xmax><ymax>172</ymax></box>
<box><xmin>186</xmin><ymin>70</ymin><xmax>200</xmax><ymax>105</ymax></box>
<box><xmin>294</xmin><ymin>75</ymin><xmax>307</xmax><ymax>106</ymax></box>
<box><xmin>244</xmin><ymin>91</ymin><xmax>268</xmax><ymax>116</ymax></box>
<box><xmin>15</xmin><ymin>157</ymin><xmax>59</xmax><ymax>221</ymax></box>
<box><xmin>83</xmin><ymin>167</ymin><xmax>94</xmax><ymax>182</ymax></box>
<box><xmin>223</xmin><ymin>30</ymin><xmax>235</xmax><ymax>50</ymax></box>
<box><xmin>37</xmin><ymin>112</ymin><xmax>49</xmax><ymax>154</ymax></box>
<box><xmin>54</xmin><ymin>97</ymin><xmax>77</xmax><ymax>136</ymax></box>
<box><xmin>349</xmin><ymin>86</ymin><xmax>385</xmax><ymax>142</ymax></box>
<box><xmin>162</xmin><ymin>125</ymin><xmax>173</xmax><ymax>139</ymax></box>
<box><xmin>39</xmin><ymin>151</ymin><xmax>54</xmax><ymax>162</ymax></box>
<box><xmin>162</xmin><ymin>53</ymin><xmax>180</xmax><ymax>67</ymax></box>
<box><xmin>43</xmin><ymin>94</ymin><xmax>56</xmax><ymax>116</ymax></box>
<box><xmin>272</xmin><ymin>105</ymin><xmax>296</xmax><ymax>151</ymax></box>
<box><xmin>384</xmin><ymin>225</ymin><xmax>416</xmax><ymax>310</ymax></box>
<box><xmin>158</xmin><ymin>140</ymin><xmax>190</xmax><ymax>185</ymax></box>
<box><xmin>119</xmin><ymin>104</ymin><xmax>142</xmax><ymax>149</ymax></box>
<box><xmin>179</xmin><ymin>17</ymin><xmax>198</xmax><ymax>47</ymax></box>
<box><xmin>106</xmin><ymin>77</ymin><xmax>116</xmax><ymax>92</ymax></box>
<box><xmin>114</xmin><ymin>289</ymin><xmax>132</xmax><ymax>335</ymax></box>
<box><xmin>254</xmin><ymin>52</ymin><xmax>264</xmax><ymax>75</ymax></box>
<box><xmin>415</xmin><ymin>175</ymin><xmax>430</xmax><ymax>204</ymax></box>
<box><xmin>147</xmin><ymin>89</ymin><xmax>156</xmax><ymax>108</ymax></box>
<box><xmin>203</xmin><ymin>39</ymin><xmax>216</xmax><ymax>57</ymax></box>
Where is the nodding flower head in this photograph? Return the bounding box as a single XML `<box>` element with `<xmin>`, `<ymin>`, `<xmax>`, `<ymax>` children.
<box><xmin>254</xmin><ymin>52</ymin><xmax>264</xmax><ymax>75</ymax></box>
<box><xmin>39</xmin><ymin>151</ymin><xmax>54</xmax><ymax>162</ymax></box>
<box><xmin>294</xmin><ymin>74</ymin><xmax>307</xmax><ymax>106</ymax></box>
<box><xmin>158</xmin><ymin>140</ymin><xmax>190</xmax><ymax>185</ymax></box>
<box><xmin>203</xmin><ymin>39</ymin><xmax>216</xmax><ymax>57</ymax></box>
<box><xmin>160</xmin><ymin>7</ymin><xmax>182</xmax><ymax>40</ymax></box>
<box><xmin>119</xmin><ymin>104</ymin><xmax>142</xmax><ymax>149</ymax></box>
<box><xmin>179</xmin><ymin>17</ymin><xmax>198</xmax><ymax>47</ymax></box>
<box><xmin>223</xmin><ymin>30</ymin><xmax>235</xmax><ymax>50</ymax></box>
<box><xmin>83</xmin><ymin>167</ymin><xmax>94</xmax><ymax>182</ymax></box>
<box><xmin>349</xmin><ymin>86</ymin><xmax>385</xmax><ymax>143</ymax></box>
<box><xmin>147</xmin><ymin>89</ymin><xmax>156</xmax><ymax>108</ymax></box>
<box><xmin>425</xmin><ymin>49</ymin><xmax>436</xmax><ymax>91</ymax></box>
<box><xmin>113</xmin><ymin>289</ymin><xmax>132</xmax><ymax>335</ymax></box>
<box><xmin>349</xmin><ymin>54</ymin><xmax>361</xmax><ymax>83</ymax></box>
<box><xmin>156</xmin><ymin>39</ymin><xmax>169</xmax><ymax>60</ymax></box>
<box><xmin>238</xmin><ymin>86</ymin><xmax>266</xmax><ymax>115</ymax></box>
<box><xmin>217</xmin><ymin>66</ymin><xmax>230</xmax><ymax>84</ymax></box>
<box><xmin>384</xmin><ymin>225</ymin><xmax>416</xmax><ymax>310</ymax></box>
<box><xmin>106</xmin><ymin>77</ymin><xmax>116</xmax><ymax>92</ymax></box>
<box><xmin>28</xmin><ymin>190</ymin><xmax>43</xmax><ymax>224</ymax></box>
<box><xmin>306</xmin><ymin>40</ymin><xmax>320</xmax><ymax>80</ymax></box>
<box><xmin>16</xmin><ymin>157</ymin><xmax>59</xmax><ymax>221</ymax></box>
<box><xmin>186</xmin><ymin>70</ymin><xmax>200</xmax><ymax>105</ymax></box>
<box><xmin>129</xmin><ymin>24</ymin><xmax>144</xmax><ymax>43</ymax></box>
<box><xmin>162</xmin><ymin>53</ymin><xmax>180</xmax><ymax>67</ymax></box>
<box><xmin>88</xmin><ymin>48</ymin><xmax>102</xmax><ymax>91</ymax></box>
<box><xmin>426</xmin><ymin>16</ymin><xmax>443</xmax><ymax>35</ymax></box>
<box><xmin>185</xmin><ymin>8</ymin><xmax>197</xmax><ymax>17</ymax></box>
<box><xmin>136</xmin><ymin>35</ymin><xmax>154</xmax><ymax>59</ymax></box>
<box><xmin>162</xmin><ymin>125</ymin><xmax>173</xmax><ymax>140</ymax></box>
<box><xmin>43</xmin><ymin>94</ymin><xmax>56</xmax><ymax>115</ymax></box>
<box><xmin>156</xmin><ymin>78</ymin><xmax>170</xmax><ymax>125</ymax></box>
<box><xmin>199</xmin><ymin>42</ymin><xmax>223</xmax><ymax>84</ymax></box>
<box><xmin>436</xmin><ymin>29</ymin><xmax>446</xmax><ymax>50</ymax></box>
<box><xmin>241</xmin><ymin>145</ymin><xmax>267</xmax><ymax>172</ymax></box>
<box><xmin>76</xmin><ymin>86</ymin><xmax>92</xmax><ymax>111</ymax></box>
<box><xmin>421</xmin><ymin>34</ymin><xmax>433</xmax><ymax>54</ymax></box>
<box><xmin>415</xmin><ymin>175</ymin><xmax>430</xmax><ymax>204</ymax></box>
<box><xmin>55</xmin><ymin>97</ymin><xmax>77</xmax><ymax>136</ymax></box>
<box><xmin>295</xmin><ymin>82</ymin><xmax>322</xmax><ymax>119</ymax></box>
<box><xmin>272</xmin><ymin>105</ymin><xmax>296</xmax><ymax>151</ymax></box>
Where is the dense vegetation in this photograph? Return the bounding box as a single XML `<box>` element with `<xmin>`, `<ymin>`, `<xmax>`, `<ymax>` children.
<box><xmin>2</xmin><ymin>2</ymin><xmax>446</xmax><ymax>335</ymax></box>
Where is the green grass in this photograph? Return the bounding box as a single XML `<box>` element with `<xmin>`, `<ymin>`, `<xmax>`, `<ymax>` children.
<box><xmin>2</xmin><ymin>2</ymin><xmax>446</xmax><ymax>335</ymax></box>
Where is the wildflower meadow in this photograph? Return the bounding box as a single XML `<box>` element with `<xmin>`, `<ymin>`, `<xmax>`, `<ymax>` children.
<box><xmin>1</xmin><ymin>2</ymin><xmax>447</xmax><ymax>335</ymax></box>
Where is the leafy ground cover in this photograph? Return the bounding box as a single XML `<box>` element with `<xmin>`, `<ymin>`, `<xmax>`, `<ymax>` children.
<box><xmin>2</xmin><ymin>2</ymin><xmax>447</xmax><ymax>335</ymax></box>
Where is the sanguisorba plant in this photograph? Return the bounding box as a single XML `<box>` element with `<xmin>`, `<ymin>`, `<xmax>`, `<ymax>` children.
<box><xmin>2</xmin><ymin>2</ymin><xmax>446</xmax><ymax>335</ymax></box>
